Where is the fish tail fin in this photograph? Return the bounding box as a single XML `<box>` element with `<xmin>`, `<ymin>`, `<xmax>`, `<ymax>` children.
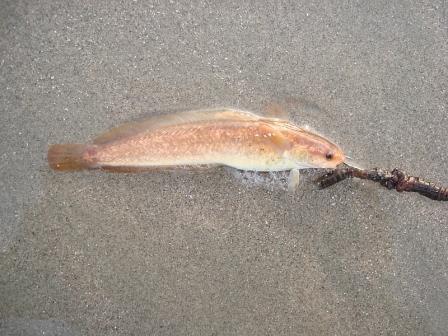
<box><xmin>47</xmin><ymin>144</ymin><xmax>91</xmax><ymax>171</ymax></box>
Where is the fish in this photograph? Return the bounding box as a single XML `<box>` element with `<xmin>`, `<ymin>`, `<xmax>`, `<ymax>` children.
<box><xmin>47</xmin><ymin>108</ymin><xmax>345</xmax><ymax>189</ymax></box>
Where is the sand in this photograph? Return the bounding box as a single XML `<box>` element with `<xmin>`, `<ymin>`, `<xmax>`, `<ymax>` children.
<box><xmin>1</xmin><ymin>1</ymin><xmax>447</xmax><ymax>335</ymax></box>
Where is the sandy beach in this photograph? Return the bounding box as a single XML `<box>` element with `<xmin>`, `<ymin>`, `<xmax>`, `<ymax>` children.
<box><xmin>1</xmin><ymin>1</ymin><xmax>447</xmax><ymax>334</ymax></box>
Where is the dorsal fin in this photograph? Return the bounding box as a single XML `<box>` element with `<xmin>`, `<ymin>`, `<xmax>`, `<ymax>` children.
<box><xmin>297</xmin><ymin>125</ymin><xmax>338</xmax><ymax>146</ymax></box>
<box><xmin>261</xmin><ymin>97</ymin><xmax>330</xmax><ymax>124</ymax></box>
<box><xmin>262</xmin><ymin>102</ymin><xmax>291</xmax><ymax>120</ymax></box>
<box><xmin>93</xmin><ymin>108</ymin><xmax>262</xmax><ymax>145</ymax></box>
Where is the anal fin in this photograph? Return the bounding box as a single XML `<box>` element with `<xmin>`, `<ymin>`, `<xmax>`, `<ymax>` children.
<box><xmin>100</xmin><ymin>164</ymin><xmax>219</xmax><ymax>173</ymax></box>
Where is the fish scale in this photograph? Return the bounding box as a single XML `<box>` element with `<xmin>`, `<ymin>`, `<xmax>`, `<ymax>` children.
<box><xmin>48</xmin><ymin>109</ymin><xmax>345</xmax><ymax>183</ymax></box>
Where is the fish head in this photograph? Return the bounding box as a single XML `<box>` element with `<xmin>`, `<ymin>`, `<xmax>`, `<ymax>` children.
<box><xmin>286</xmin><ymin>127</ymin><xmax>345</xmax><ymax>169</ymax></box>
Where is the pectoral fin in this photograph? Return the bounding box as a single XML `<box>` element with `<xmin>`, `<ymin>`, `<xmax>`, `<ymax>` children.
<box><xmin>270</xmin><ymin>132</ymin><xmax>291</xmax><ymax>151</ymax></box>
<box><xmin>256</xmin><ymin>123</ymin><xmax>292</xmax><ymax>155</ymax></box>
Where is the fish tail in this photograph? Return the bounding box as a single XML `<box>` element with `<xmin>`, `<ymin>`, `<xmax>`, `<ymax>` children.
<box><xmin>47</xmin><ymin>144</ymin><xmax>92</xmax><ymax>171</ymax></box>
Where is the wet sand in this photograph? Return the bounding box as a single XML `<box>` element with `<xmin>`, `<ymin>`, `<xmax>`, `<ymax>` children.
<box><xmin>1</xmin><ymin>1</ymin><xmax>447</xmax><ymax>335</ymax></box>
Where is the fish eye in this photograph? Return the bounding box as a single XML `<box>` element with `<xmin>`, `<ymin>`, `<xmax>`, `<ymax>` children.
<box><xmin>325</xmin><ymin>152</ymin><xmax>334</xmax><ymax>160</ymax></box>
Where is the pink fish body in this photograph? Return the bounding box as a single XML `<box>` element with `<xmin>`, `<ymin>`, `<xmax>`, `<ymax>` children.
<box><xmin>48</xmin><ymin>109</ymin><xmax>344</xmax><ymax>173</ymax></box>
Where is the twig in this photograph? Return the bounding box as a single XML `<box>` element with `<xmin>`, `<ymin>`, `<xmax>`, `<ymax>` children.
<box><xmin>315</xmin><ymin>165</ymin><xmax>448</xmax><ymax>201</ymax></box>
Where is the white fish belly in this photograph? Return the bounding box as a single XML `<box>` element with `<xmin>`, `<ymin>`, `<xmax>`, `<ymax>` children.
<box><xmin>97</xmin><ymin>149</ymin><xmax>296</xmax><ymax>172</ymax></box>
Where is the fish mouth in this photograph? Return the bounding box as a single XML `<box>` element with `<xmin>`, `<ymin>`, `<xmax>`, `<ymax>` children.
<box><xmin>342</xmin><ymin>157</ymin><xmax>364</xmax><ymax>170</ymax></box>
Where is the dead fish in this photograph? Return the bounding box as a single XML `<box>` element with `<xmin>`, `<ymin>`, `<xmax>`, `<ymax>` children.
<box><xmin>48</xmin><ymin>108</ymin><xmax>344</xmax><ymax>189</ymax></box>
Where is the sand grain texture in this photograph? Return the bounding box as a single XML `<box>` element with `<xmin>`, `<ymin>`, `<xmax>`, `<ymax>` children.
<box><xmin>1</xmin><ymin>1</ymin><xmax>447</xmax><ymax>335</ymax></box>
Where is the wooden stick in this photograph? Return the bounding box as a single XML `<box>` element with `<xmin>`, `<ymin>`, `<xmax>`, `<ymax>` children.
<box><xmin>315</xmin><ymin>165</ymin><xmax>448</xmax><ymax>201</ymax></box>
